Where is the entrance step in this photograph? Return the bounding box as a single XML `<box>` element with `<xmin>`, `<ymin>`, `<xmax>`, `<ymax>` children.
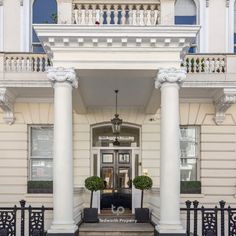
<box><xmin>79</xmin><ymin>222</ymin><xmax>154</xmax><ymax>236</ymax></box>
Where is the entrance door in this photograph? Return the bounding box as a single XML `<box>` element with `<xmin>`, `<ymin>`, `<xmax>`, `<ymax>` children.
<box><xmin>100</xmin><ymin>150</ymin><xmax>132</xmax><ymax>210</ymax></box>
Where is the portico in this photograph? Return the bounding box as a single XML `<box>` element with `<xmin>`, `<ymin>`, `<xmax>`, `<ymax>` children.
<box><xmin>31</xmin><ymin>24</ymin><xmax>200</xmax><ymax>235</ymax></box>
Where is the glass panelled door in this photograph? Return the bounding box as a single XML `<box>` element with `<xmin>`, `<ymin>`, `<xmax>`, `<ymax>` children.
<box><xmin>100</xmin><ymin>150</ymin><xmax>132</xmax><ymax>210</ymax></box>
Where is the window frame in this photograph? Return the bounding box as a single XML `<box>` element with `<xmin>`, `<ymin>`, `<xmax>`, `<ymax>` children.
<box><xmin>28</xmin><ymin>124</ymin><xmax>53</xmax><ymax>181</ymax></box>
<box><xmin>180</xmin><ymin>125</ymin><xmax>201</xmax><ymax>181</ymax></box>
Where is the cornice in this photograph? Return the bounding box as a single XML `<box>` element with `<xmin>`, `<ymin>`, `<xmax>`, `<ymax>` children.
<box><xmin>0</xmin><ymin>88</ymin><xmax>16</xmax><ymax>125</ymax></box>
<box><xmin>213</xmin><ymin>88</ymin><xmax>236</xmax><ymax>125</ymax></box>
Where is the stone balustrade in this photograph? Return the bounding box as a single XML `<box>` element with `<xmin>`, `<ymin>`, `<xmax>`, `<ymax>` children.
<box><xmin>3</xmin><ymin>53</ymin><xmax>50</xmax><ymax>72</ymax></box>
<box><xmin>72</xmin><ymin>0</ymin><xmax>161</xmax><ymax>26</ymax></box>
<box><xmin>183</xmin><ymin>54</ymin><xmax>226</xmax><ymax>73</ymax></box>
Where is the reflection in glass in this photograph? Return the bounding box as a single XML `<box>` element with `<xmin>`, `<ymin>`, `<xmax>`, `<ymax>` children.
<box><xmin>119</xmin><ymin>153</ymin><xmax>130</xmax><ymax>163</ymax></box>
<box><xmin>101</xmin><ymin>167</ymin><xmax>113</xmax><ymax>189</ymax></box>
<box><xmin>31</xmin><ymin>159</ymin><xmax>53</xmax><ymax>180</ymax></box>
<box><xmin>102</xmin><ymin>154</ymin><xmax>113</xmax><ymax>163</ymax></box>
<box><xmin>118</xmin><ymin>168</ymin><xmax>130</xmax><ymax>188</ymax></box>
<box><xmin>180</xmin><ymin>158</ymin><xmax>197</xmax><ymax>181</ymax></box>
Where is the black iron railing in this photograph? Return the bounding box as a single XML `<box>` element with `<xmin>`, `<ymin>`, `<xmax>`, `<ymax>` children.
<box><xmin>181</xmin><ymin>200</ymin><xmax>236</xmax><ymax>236</ymax></box>
<box><xmin>0</xmin><ymin>200</ymin><xmax>53</xmax><ymax>236</ymax></box>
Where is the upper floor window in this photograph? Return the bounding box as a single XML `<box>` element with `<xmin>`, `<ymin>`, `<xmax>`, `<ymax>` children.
<box><xmin>32</xmin><ymin>0</ymin><xmax>57</xmax><ymax>52</ymax></box>
<box><xmin>180</xmin><ymin>126</ymin><xmax>200</xmax><ymax>181</ymax></box>
<box><xmin>29</xmin><ymin>126</ymin><xmax>53</xmax><ymax>181</ymax></box>
<box><xmin>175</xmin><ymin>0</ymin><xmax>197</xmax><ymax>53</ymax></box>
<box><xmin>234</xmin><ymin>2</ymin><xmax>236</xmax><ymax>53</ymax></box>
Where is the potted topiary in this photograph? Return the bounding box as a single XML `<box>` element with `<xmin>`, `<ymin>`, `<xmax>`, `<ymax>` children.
<box><xmin>133</xmin><ymin>175</ymin><xmax>153</xmax><ymax>223</ymax></box>
<box><xmin>84</xmin><ymin>176</ymin><xmax>105</xmax><ymax>223</ymax></box>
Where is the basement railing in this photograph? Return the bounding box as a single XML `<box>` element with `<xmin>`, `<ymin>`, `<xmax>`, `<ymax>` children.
<box><xmin>3</xmin><ymin>53</ymin><xmax>51</xmax><ymax>73</ymax></box>
<box><xmin>180</xmin><ymin>200</ymin><xmax>236</xmax><ymax>236</ymax></box>
<box><xmin>0</xmin><ymin>200</ymin><xmax>53</xmax><ymax>236</ymax></box>
<box><xmin>72</xmin><ymin>0</ymin><xmax>161</xmax><ymax>26</ymax></box>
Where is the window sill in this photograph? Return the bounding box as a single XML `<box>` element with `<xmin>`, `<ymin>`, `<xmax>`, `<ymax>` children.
<box><xmin>24</xmin><ymin>193</ymin><xmax>53</xmax><ymax>199</ymax></box>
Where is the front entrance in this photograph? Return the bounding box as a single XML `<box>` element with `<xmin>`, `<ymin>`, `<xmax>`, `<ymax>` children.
<box><xmin>100</xmin><ymin>150</ymin><xmax>132</xmax><ymax>210</ymax></box>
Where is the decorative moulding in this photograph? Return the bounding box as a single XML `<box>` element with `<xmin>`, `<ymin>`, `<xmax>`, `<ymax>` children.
<box><xmin>0</xmin><ymin>0</ymin><xmax>3</xmax><ymax>6</ymax></box>
<box><xmin>20</xmin><ymin>0</ymin><xmax>23</xmax><ymax>6</ymax></box>
<box><xmin>213</xmin><ymin>89</ymin><xmax>236</xmax><ymax>125</ymax></box>
<box><xmin>206</xmin><ymin>0</ymin><xmax>209</xmax><ymax>7</ymax></box>
<box><xmin>0</xmin><ymin>88</ymin><xmax>16</xmax><ymax>125</ymax></box>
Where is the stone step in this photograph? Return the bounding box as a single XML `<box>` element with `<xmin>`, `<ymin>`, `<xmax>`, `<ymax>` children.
<box><xmin>79</xmin><ymin>222</ymin><xmax>154</xmax><ymax>236</ymax></box>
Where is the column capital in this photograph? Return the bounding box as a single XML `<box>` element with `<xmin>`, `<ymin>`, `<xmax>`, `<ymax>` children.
<box><xmin>47</xmin><ymin>67</ymin><xmax>78</xmax><ymax>88</ymax></box>
<box><xmin>155</xmin><ymin>68</ymin><xmax>186</xmax><ymax>89</ymax></box>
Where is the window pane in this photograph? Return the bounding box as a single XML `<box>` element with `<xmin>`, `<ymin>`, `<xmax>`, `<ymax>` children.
<box><xmin>180</xmin><ymin>127</ymin><xmax>198</xmax><ymax>158</ymax></box>
<box><xmin>180</xmin><ymin>158</ymin><xmax>197</xmax><ymax>181</ymax></box>
<box><xmin>101</xmin><ymin>167</ymin><xmax>113</xmax><ymax>189</ymax></box>
<box><xmin>118</xmin><ymin>168</ymin><xmax>130</xmax><ymax>188</ymax></box>
<box><xmin>31</xmin><ymin>159</ymin><xmax>53</xmax><ymax>180</ymax></box>
<box><xmin>31</xmin><ymin>127</ymin><xmax>53</xmax><ymax>158</ymax></box>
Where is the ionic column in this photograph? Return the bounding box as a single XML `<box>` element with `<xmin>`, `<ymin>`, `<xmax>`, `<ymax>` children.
<box><xmin>155</xmin><ymin>68</ymin><xmax>186</xmax><ymax>235</ymax></box>
<box><xmin>47</xmin><ymin>67</ymin><xmax>78</xmax><ymax>235</ymax></box>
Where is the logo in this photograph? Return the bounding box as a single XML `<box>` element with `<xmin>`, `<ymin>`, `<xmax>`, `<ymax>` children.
<box><xmin>111</xmin><ymin>204</ymin><xmax>125</xmax><ymax>215</ymax></box>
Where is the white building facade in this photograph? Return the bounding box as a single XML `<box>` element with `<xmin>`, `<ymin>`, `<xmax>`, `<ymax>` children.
<box><xmin>1</xmin><ymin>0</ymin><xmax>236</xmax><ymax>235</ymax></box>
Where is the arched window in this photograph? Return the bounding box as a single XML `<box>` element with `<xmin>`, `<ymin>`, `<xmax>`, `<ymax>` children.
<box><xmin>32</xmin><ymin>0</ymin><xmax>57</xmax><ymax>52</ymax></box>
<box><xmin>175</xmin><ymin>0</ymin><xmax>197</xmax><ymax>53</ymax></box>
<box><xmin>234</xmin><ymin>2</ymin><xmax>236</xmax><ymax>52</ymax></box>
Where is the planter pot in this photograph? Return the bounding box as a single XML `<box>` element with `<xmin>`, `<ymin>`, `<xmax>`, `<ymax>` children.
<box><xmin>135</xmin><ymin>208</ymin><xmax>150</xmax><ymax>223</ymax></box>
<box><xmin>83</xmin><ymin>208</ymin><xmax>98</xmax><ymax>223</ymax></box>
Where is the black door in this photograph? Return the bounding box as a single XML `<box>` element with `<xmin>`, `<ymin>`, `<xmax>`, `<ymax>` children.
<box><xmin>100</xmin><ymin>150</ymin><xmax>132</xmax><ymax>210</ymax></box>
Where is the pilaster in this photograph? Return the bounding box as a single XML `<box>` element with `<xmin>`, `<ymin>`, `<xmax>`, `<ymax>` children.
<box><xmin>0</xmin><ymin>88</ymin><xmax>16</xmax><ymax>125</ymax></box>
<box><xmin>213</xmin><ymin>89</ymin><xmax>236</xmax><ymax>125</ymax></box>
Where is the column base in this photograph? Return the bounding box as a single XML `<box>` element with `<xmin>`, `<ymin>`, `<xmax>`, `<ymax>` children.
<box><xmin>47</xmin><ymin>223</ymin><xmax>78</xmax><ymax>236</ymax></box>
<box><xmin>155</xmin><ymin>223</ymin><xmax>186</xmax><ymax>236</ymax></box>
<box><xmin>47</xmin><ymin>231</ymin><xmax>78</xmax><ymax>236</ymax></box>
<box><xmin>154</xmin><ymin>230</ymin><xmax>186</xmax><ymax>236</ymax></box>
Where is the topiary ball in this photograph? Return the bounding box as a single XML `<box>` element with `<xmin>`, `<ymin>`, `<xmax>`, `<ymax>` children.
<box><xmin>85</xmin><ymin>176</ymin><xmax>105</xmax><ymax>192</ymax></box>
<box><xmin>133</xmin><ymin>175</ymin><xmax>153</xmax><ymax>191</ymax></box>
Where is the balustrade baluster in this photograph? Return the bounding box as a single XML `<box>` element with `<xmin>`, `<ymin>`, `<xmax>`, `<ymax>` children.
<box><xmin>39</xmin><ymin>57</ymin><xmax>43</xmax><ymax>72</ymax></box>
<box><xmin>150</xmin><ymin>5</ymin><xmax>155</xmax><ymax>25</ymax></box>
<box><xmin>106</xmin><ymin>5</ymin><xmax>111</xmax><ymax>25</ymax></box>
<box><xmin>136</xmin><ymin>5</ymin><xmax>141</xmax><ymax>25</ymax></box>
<box><xmin>114</xmin><ymin>5</ymin><xmax>119</xmax><ymax>25</ymax></box>
<box><xmin>121</xmin><ymin>5</ymin><xmax>126</xmax><ymax>25</ymax></box>
<box><xmin>146</xmin><ymin>7</ymin><xmax>151</xmax><ymax>25</ymax></box>
<box><xmin>143</xmin><ymin>5</ymin><xmax>148</xmax><ymax>25</ymax></box>
<box><xmin>88</xmin><ymin>5</ymin><xmax>93</xmax><ymax>25</ymax></box>
<box><xmin>92</xmin><ymin>5</ymin><xmax>96</xmax><ymax>25</ymax></box>
<box><xmin>84</xmin><ymin>4</ymin><xmax>89</xmax><ymax>25</ymax></box>
<box><xmin>74</xmin><ymin>4</ymin><xmax>79</xmax><ymax>24</ymax></box>
<box><xmin>81</xmin><ymin>5</ymin><xmax>86</xmax><ymax>25</ymax></box>
<box><xmin>128</xmin><ymin>5</ymin><xmax>133</xmax><ymax>25</ymax></box>
<box><xmin>99</xmin><ymin>4</ymin><xmax>104</xmax><ymax>25</ymax></box>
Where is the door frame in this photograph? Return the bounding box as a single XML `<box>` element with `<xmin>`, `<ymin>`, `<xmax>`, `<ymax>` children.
<box><xmin>91</xmin><ymin>146</ymin><xmax>141</xmax><ymax>214</ymax></box>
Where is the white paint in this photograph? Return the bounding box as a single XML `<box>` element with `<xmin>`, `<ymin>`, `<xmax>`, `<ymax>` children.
<box><xmin>227</xmin><ymin>0</ymin><xmax>236</xmax><ymax>52</ymax></box>
<box><xmin>21</xmin><ymin>0</ymin><xmax>31</xmax><ymax>51</ymax></box>
<box><xmin>0</xmin><ymin>2</ymin><xmax>3</xmax><ymax>51</ymax></box>
<box><xmin>155</xmin><ymin>68</ymin><xmax>186</xmax><ymax>234</ymax></box>
<box><xmin>47</xmin><ymin>67</ymin><xmax>78</xmax><ymax>234</ymax></box>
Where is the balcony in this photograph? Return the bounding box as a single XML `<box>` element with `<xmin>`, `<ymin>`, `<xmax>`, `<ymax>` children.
<box><xmin>72</xmin><ymin>0</ymin><xmax>161</xmax><ymax>26</ymax></box>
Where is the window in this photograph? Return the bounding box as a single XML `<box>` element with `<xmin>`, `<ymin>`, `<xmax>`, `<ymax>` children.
<box><xmin>32</xmin><ymin>0</ymin><xmax>57</xmax><ymax>52</ymax></box>
<box><xmin>180</xmin><ymin>126</ymin><xmax>200</xmax><ymax>181</ymax></box>
<box><xmin>29</xmin><ymin>126</ymin><xmax>53</xmax><ymax>181</ymax></box>
<box><xmin>175</xmin><ymin>0</ymin><xmax>197</xmax><ymax>53</ymax></box>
